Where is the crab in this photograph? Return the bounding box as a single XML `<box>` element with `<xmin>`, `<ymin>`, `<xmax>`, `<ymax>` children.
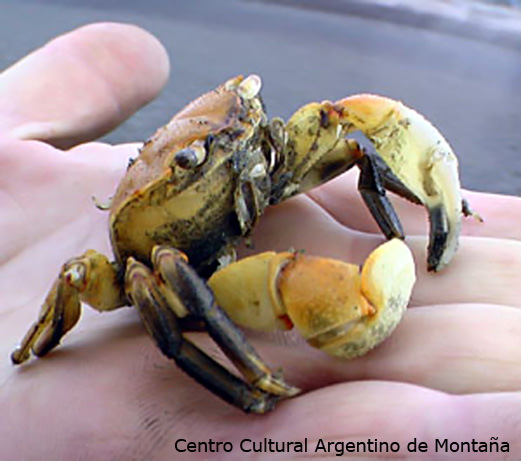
<box><xmin>11</xmin><ymin>74</ymin><xmax>473</xmax><ymax>413</ymax></box>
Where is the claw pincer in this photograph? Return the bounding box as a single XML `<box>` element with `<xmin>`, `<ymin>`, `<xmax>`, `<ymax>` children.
<box><xmin>280</xmin><ymin>94</ymin><xmax>468</xmax><ymax>272</ymax></box>
<box><xmin>335</xmin><ymin>95</ymin><xmax>464</xmax><ymax>271</ymax></box>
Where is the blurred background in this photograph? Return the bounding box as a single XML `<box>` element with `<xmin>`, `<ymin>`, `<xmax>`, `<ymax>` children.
<box><xmin>1</xmin><ymin>0</ymin><xmax>520</xmax><ymax>195</ymax></box>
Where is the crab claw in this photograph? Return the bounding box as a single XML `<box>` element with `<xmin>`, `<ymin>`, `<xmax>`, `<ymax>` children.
<box><xmin>335</xmin><ymin>95</ymin><xmax>464</xmax><ymax>271</ymax></box>
<box><xmin>279</xmin><ymin>239</ymin><xmax>415</xmax><ymax>358</ymax></box>
<box><xmin>208</xmin><ymin>239</ymin><xmax>415</xmax><ymax>358</ymax></box>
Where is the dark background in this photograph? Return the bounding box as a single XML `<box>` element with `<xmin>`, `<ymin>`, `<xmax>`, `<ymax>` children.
<box><xmin>1</xmin><ymin>0</ymin><xmax>521</xmax><ymax>195</ymax></box>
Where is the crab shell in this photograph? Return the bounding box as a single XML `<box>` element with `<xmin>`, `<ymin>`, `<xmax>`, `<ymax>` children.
<box><xmin>108</xmin><ymin>75</ymin><xmax>269</xmax><ymax>274</ymax></box>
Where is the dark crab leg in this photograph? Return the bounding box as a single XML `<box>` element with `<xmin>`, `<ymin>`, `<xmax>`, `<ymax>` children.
<box><xmin>149</xmin><ymin>246</ymin><xmax>299</xmax><ymax>398</ymax></box>
<box><xmin>125</xmin><ymin>247</ymin><xmax>299</xmax><ymax>397</ymax></box>
<box><xmin>125</xmin><ymin>258</ymin><xmax>278</xmax><ymax>414</ymax></box>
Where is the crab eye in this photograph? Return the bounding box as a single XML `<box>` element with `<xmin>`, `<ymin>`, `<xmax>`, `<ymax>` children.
<box><xmin>173</xmin><ymin>140</ymin><xmax>207</xmax><ymax>169</ymax></box>
<box><xmin>174</xmin><ymin>149</ymin><xmax>198</xmax><ymax>169</ymax></box>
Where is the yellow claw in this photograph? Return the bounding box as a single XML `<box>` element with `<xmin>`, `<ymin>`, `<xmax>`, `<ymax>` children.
<box><xmin>208</xmin><ymin>239</ymin><xmax>415</xmax><ymax>358</ymax></box>
<box><xmin>208</xmin><ymin>251</ymin><xmax>293</xmax><ymax>332</ymax></box>
<box><xmin>280</xmin><ymin>94</ymin><xmax>468</xmax><ymax>271</ymax></box>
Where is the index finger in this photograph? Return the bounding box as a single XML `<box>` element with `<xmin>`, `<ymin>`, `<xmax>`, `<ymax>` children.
<box><xmin>0</xmin><ymin>22</ymin><xmax>169</xmax><ymax>148</ymax></box>
<box><xmin>308</xmin><ymin>170</ymin><xmax>521</xmax><ymax>241</ymax></box>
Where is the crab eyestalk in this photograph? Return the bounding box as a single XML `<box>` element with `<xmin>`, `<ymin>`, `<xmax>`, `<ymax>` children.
<box><xmin>208</xmin><ymin>239</ymin><xmax>415</xmax><ymax>358</ymax></box>
<box><xmin>277</xmin><ymin>94</ymin><xmax>469</xmax><ymax>271</ymax></box>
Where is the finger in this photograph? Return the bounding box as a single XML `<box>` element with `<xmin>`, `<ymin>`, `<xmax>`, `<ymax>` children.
<box><xmin>409</xmin><ymin>235</ymin><xmax>521</xmax><ymax>308</ymax></box>
<box><xmin>3</xmin><ymin>306</ymin><xmax>518</xmax><ymax>458</ymax></box>
<box><xmin>0</xmin><ymin>138</ymin><xmax>135</xmax><ymax>307</ymax></box>
<box><xmin>244</xmin><ymin>383</ymin><xmax>519</xmax><ymax>460</ymax></box>
<box><xmin>253</xmin><ymin>304</ymin><xmax>521</xmax><ymax>395</ymax></box>
<box><xmin>246</xmin><ymin>195</ymin><xmax>521</xmax><ymax>308</ymax></box>
<box><xmin>0</xmin><ymin>22</ymin><xmax>169</xmax><ymax>148</ymax></box>
<box><xmin>8</xmin><ymin>300</ymin><xmax>519</xmax><ymax>404</ymax></box>
<box><xmin>308</xmin><ymin>170</ymin><xmax>521</xmax><ymax>241</ymax></box>
<box><xmin>133</xmin><ymin>381</ymin><xmax>520</xmax><ymax>458</ymax></box>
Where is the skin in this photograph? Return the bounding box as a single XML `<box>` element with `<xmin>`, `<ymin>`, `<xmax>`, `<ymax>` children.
<box><xmin>1</xmin><ymin>22</ymin><xmax>521</xmax><ymax>460</ymax></box>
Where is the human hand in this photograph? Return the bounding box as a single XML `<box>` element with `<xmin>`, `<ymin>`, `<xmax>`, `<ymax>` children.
<box><xmin>1</xmin><ymin>23</ymin><xmax>520</xmax><ymax>460</ymax></box>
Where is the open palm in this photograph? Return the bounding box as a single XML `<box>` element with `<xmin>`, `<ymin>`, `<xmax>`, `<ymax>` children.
<box><xmin>1</xmin><ymin>23</ymin><xmax>520</xmax><ymax>460</ymax></box>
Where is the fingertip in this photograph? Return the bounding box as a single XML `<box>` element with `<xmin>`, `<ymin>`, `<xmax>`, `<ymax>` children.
<box><xmin>0</xmin><ymin>22</ymin><xmax>171</xmax><ymax>147</ymax></box>
<box><xmin>56</xmin><ymin>22</ymin><xmax>171</xmax><ymax>111</ymax></box>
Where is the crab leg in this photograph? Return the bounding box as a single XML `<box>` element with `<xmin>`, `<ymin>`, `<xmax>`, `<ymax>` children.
<box><xmin>11</xmin><ymin>250</ymin><xmax>126</xmax><ymax>364</ymax></box>
<box><xmin>149</xmin><ymin>246</ymin><xmax>298</xmax><ymax>398</ymax></box>
<box><xmin>128</xmin><ymin>246</ymin><xmax>298</xmax><ymax>397</ymax></box>
<box><xmin>125</xmin><ymin>257</ymin><xmax>278</xmax><ymax>414</ymax></box>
